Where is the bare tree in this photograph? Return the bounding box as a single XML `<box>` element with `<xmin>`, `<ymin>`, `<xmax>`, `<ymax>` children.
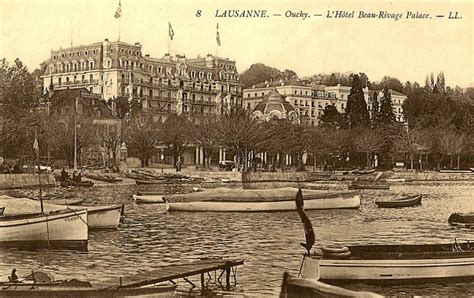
<box><xmin>123</xmin><ymin>112</ymin><xmax>160</xmax><ymax>167</ymax></box>
<box><xmin>394</xmin><ymin>127</ymin><xmax>432</xmax><ymax>170</ymax></box>
<box><xmin>352</xmin><ymin>128</ymin><xmax>388</xmax><ymax>168</ymax></box>
<box><xmin>193</xmin><ymin>115</ymin><xmax>220</xmax><ymax>168</ymax></box>
<box><xmin>437</xmin><ymin>129</ymin><xmax>467</xmax><ymax>169</ymax></box>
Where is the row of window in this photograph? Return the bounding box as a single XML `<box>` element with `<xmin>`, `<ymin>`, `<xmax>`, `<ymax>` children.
<box><xmin>53</xmin><ymin>49</ymin><xmax>98</xmax><ymax>60</ymax></box>
<box><xmin>50</xmin><ymin>60</ymin><xmax>95</xmax><ymax>73</ymax></box>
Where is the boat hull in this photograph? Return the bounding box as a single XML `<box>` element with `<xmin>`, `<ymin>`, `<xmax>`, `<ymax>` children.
<box><xmin>166</xmin><ymin>193</ymin><xmax>360</xmax><ymax>212</ymax></box>
<box><xmin>375</xmin><ymin>195</ymin><xmax>422</xmax><ymax>208</ymax></box>
<box><xmin>70</xmin><ymin>205</ymin><xmax>123</xmax><ymax>229</ymax></box>
<box><xmin>0</xmin><ymin>285</ymin><xmax>176</xmax><ymax>297</ymax></box>
<box><xmin>133</xmin><ymin>194</ymin><xmax>165</xmax><ymax>203</ymax></box>
<box><xmin>0</xmin><ymin>209</ymin><xmax>88</xmax><ymax>250</ymax></box>
<box><xmin>302</xmin><ymin>255</ymin><xmax>474</xmax><ymax>283</ymax></box>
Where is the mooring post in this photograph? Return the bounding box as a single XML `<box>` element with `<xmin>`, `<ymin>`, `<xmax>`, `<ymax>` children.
<box><xmin>225</xmin><ymin>267</ymin><xmax>231</xmax><ymax>289</ymax></box>
<box><xmin>201</xmin><ymin>273</ymin><xmax>205</xmax><ymax>289</ymax></box>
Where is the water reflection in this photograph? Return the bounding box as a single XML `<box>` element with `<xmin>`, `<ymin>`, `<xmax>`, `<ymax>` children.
<box><xmin>0</xmin><ymin>181</ymin><xmax>473</xmax><ymax>296</ymax></box>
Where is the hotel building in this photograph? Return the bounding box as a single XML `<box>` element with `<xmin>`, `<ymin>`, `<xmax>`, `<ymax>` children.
<box><xmin>40</xmin><ymin>39</ymin><xmax>243</xmax><ymax>120</ymax></box>
<box><xmin>243</xmin><ymin>82</ymin><xmax>407</xmax><ymax>124</ymax></box>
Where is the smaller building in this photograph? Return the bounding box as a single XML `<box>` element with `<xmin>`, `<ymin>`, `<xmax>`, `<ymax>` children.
<box><xmin>251</xmin><ymin>89</ymin><xmax>298</xmax><ymax>122</ymax></box>
<box><xmin>42</xmin><ymin>88</ymin><xmax>122</xmax><ymax>167</ymax></box>
<box><xmin>243</xmin><ymin>81</ymin><xmax>407</xmax><ymax>124</ymax></box>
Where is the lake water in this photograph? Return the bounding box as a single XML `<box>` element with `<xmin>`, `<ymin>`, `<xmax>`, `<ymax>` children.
<box><xmin>1</xmin><ymin>180</ymin><xmax>473</xmax><ymax>296</ymax></box>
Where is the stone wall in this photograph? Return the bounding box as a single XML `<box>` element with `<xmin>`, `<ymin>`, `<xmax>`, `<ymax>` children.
<box><xmin>242</xmin><ymin>171</ymin><xmax>330</xmax><ymax>183</ymax></box>
<box><xmin>389</xmin><ymin>171</ymin><xmax>473</xmax><ymax>181</ymax></box>
<box><xmin>0</xmin><ymin>174</ymin><xmax>56</xmax><ymax>189</ymax></box>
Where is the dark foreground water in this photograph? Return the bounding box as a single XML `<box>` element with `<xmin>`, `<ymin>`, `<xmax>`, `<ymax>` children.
<box><xmin>1</xmin><ymin>181</ymin><xmax>473</xmax><ymax>296</ymax></box>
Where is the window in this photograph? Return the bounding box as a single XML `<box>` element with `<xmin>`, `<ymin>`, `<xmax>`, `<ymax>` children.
<box><xmin>90</xmin><ymin>74</ymin><xmax>93</xmax><ymax>82</ymax></box>
<box><xmin>121</xmin><ymin>49</ymin><xmax>125</xmax><ymax>54</ymax></box>
<box><xmin>81</xmin><ymin>74</ymin><xmax>85</xmax><ymax>82</ymax></box>
<box><xmin>89</xmin><ymin>61</ymin><xmax>94</xmax><ymax>69</ymax></box>
<box><xmin>110</xmin><ymin>49</ymin><xmax>114</xmax><ymax>54</ymax></box>
<box><xmin>84</xmin><ymin>51</ymin><xmax>88</xmax><ymax>56</ymax></box>
<box><xmin>58</xmin><ymin>77</ymin><xmax>62</xmax><ymax>84</ymax></box>
<box><xmin>341</xmin><ymin>103</ymin><xmax>345</xmax><ymax>109</ymax></box>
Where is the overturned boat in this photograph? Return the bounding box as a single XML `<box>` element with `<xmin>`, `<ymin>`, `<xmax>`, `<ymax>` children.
<box><xmin>164</xmin><ymin>187</ymin><xmax>360</xmax><ymax>212</ymax></box>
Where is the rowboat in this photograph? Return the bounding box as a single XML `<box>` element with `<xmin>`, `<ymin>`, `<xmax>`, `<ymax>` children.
<box><xmin>354</xmin><ymin>168</ymin><xmax>376</xmax><ymax>174</ymax></box>
<box><xmin>0</xmin><ymin>209</ymin><xmax>88</xmax><ymax>249</ymax></box>
<box><xmin>300</xmin><ymin>241</ymin><xmax>474</xmax><ymax>283</ymax></box>
<box><xmin>348</xmin><ymin>183</ymin><xmax>389</xmax><ymax>190</ymax></box>
<box><xmin>60</xmin><ymin>180</ymin><xmax>94</xmax><ymax>187</ymax></box>
<box><xmin>164</xmin><ymin>188</ymin><xmax>360</xmax><ymax>212</ymax></box>
<box><xmin>375</xmin><ymin>194</ymin><xmax>422</xmax><ymax>208</ymax></box>
<box><xmin>385</xmin><ymin>178</ymin><xmax>412</xmax><ymax>183</ymax></box>
<box><xmin>439</xmin><ymin>169</ymin><xmax>473</xmax><ymax>173</ymax></box>
<box><xmin>448</xmin><ymin>213</ymin><xmax>474</xmax><ymax>228</ymax></box>
<box><xmin>70</xmin><ymin>204</ymin><xmax>124</xmax><ymax>229</ymax></box>
<box><xmin>135</xmin><ymin>179</ymin><xmax>164</xmax><ymax>185</ymax></box>
<box><xmin>280</xmin><ymin>272</ymin><xmax>382</xmax><ymax>297</ymax></box>
<box><xmin>0</xmin><ymin>281</ymin><xmax>176</xmax><ymax>297</ymax></box>
<box><xmin>84</xmin><ymin>173</ymin><xmax>122</xmax><ymax>183</ymax></box>
<box><xmin>133</xmin><ymin>193</ymin><xmax>166</xmax><ymax>203</ymax></box>
<box><xmin>1</xmin><ymin>196</ymin><xmax>120</xmax><ymax>229</ymax></box>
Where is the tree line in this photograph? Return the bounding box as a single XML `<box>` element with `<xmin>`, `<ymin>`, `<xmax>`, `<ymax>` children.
<box><xmin>1</xmin><ymin>58</ymin><xmax>473</xmax><ymax>171</ymax></box>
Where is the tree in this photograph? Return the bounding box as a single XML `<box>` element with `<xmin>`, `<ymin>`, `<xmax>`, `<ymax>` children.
<box><xmin>352</xmin><ymin>128</ymin><xmax>388</xmax><ymax>168</ymax></box>
<box><xmin>102</xmin><ymin>129</ymin><xmax>122</xmax><ymax>168</ymax></box>
<box><xmin>123</xmin><ymin>112</ymin><xmax>160</xmax><ymax>167</ymax></box>
<box><xmin>193</xmin><ymin>115</ymin><xmax>220</xmax><ymax>168</ymax></box>
<box><xmin>215</xmin><ymin>108</ymin><xmax>267</xmax><ymax>172</ymax></box>
<box><xmin>0</xmin><ymin>59</ymin><xmax>41</xmax><ymax>158</ymax></box>
<box><xmin>40</xmin><ymin>114</ymin><xmax>97</xmax><ymax>168</ymax></box>
<box><xmin>436</xmin><ymin>72</ymin><xmax>446</xmax><ymax>93</ymax></box>
<box><xmin>319</xmin><ymin>104</ymin><xmax>347</xmax><ymax>129</ymax></box>
<box><xmin>239</xmin><ymin>63</ymin><xmax>282</xmax><ymax>88</ymax></box>
<box><xmin>376</xmin><ymin>76</ymin><xmax>403</xmax><ymax>93</ymax></box>
<box><xmin>377</xmin><ymin>87</ymin><xmax>396</xmax><ymax>125</ymax></box>
<box><xmin>437</xmin><ymin>129</ymin><xmax>467</xmax><ymax>169</ymax></box>
<box><xmin>346</xmin><ymin>75</ymin><xmax>370</xmax><ymax>129</ymax></box>
<box><xmin>281</xmin><ymin>69</ymin><xmax>298</xmax><ymax>81</ymax></box>
<box><xmin>394</xmin><ymin>127</ymin><xmax>432</xmax><ymax>170</ymax></box>
<box><xmin>370</xmin><ymin>91</ymin><xmax>379</xmax><ymax>124</ymax></box>
<box><xmin>160</xmin><ymin>114</ymin><xmax>193</xmax><ymax>168</ymax></box>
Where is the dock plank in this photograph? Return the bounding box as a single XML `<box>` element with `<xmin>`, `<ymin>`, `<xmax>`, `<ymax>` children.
<box><xmin>94</xmin><ymin>259</ymin><xmax>244</xmax><ymax>289</ymax></box>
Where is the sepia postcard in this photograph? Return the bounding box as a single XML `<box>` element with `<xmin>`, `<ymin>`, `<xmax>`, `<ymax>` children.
<box><xmin>0</xmin><ymin>0</ymin><xmax>473</xmax><ymax>297</ymax></box>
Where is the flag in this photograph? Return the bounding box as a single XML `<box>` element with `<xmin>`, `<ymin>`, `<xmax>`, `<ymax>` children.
<box><xmin>169</xmin><ymin>22</ymin><xmax>174</xmax><ymax>40</ymax></box>
<box><xmin>114</xmin><ymin>0</ymin><xmax>122</xmax><ymax>18</ymax></box>
<box><xmin>33</xmin><ymin>137</ymin><xmax>39</xmax><ymax>155</ymax></box>
<box><xmin>216</xmin><ymin>23</ymin><xmax>221</xmax><ymax>46</ymax></box>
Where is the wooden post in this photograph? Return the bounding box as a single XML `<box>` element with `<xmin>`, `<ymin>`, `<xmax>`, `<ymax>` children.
<box><xmin>225</xmin><ymin>267</ymin><xmax>231</xmax><ymax>289</ymax></box>
<box><xmin>200</xmin><ymin>273</ymin><xmax>204</xmax><ymax>289</ymax></box>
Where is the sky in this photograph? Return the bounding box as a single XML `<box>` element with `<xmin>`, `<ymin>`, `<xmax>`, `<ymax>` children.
<box><xmin>0</xmin><ymin>0</ymin><xmax>472</xmax><ymax>87</ymax></box>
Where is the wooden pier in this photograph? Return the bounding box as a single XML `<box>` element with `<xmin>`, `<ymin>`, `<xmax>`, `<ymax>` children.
<box><xmin>94</xmin><ymin>258</ymin><xmax>244</xmax><ymax>290</ymax></box>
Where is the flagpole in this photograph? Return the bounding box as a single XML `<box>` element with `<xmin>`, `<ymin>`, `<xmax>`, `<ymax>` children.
<box><xmin>119</xmin><ymin>17</ymin><xmax>121</xmax><ymax>41</ymax></box>
<box><xmin>74</xmin><ymin>97</ymin><xmax>78</xmax><ymax>171</ymax></box>
<box><xmin>34</xmin><ymin>129</ymin><xmax>44</xmax><ymax>214</ymax></box>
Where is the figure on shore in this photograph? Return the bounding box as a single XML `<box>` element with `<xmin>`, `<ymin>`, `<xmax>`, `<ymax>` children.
<box><xmin>9</xmin><ymin>268</ymin><xmax>18</xmax><ymax>282</ymax></box>
<box><xmin>61</xmin><ymin>168</ymin><xmax>69</xmax><ymax>180</ymax></box>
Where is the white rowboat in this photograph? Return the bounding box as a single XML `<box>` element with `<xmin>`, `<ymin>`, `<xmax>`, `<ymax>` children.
<box><xmin>132</xmin><ymin>194</ymin><xmax>165</xmax><ymax>203</ymax></box>
<box><xmin>0</xmin><ymin>209</ymin><xmax>88</xmax><ymax>249</ymax></box>
<box><xmin>164</xmin><ymin>188</ymin><xmax>360</xmax><ymax>212</ymax></box>
<box><xmin>70</xmin><ymin>204</ymin><xmax>123</xmax><ymax>229</ymax></box>
<box><xmin>301</xmin><ymin>242</ymin><xmax>474</xmax><ymax>283</ymax></box>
